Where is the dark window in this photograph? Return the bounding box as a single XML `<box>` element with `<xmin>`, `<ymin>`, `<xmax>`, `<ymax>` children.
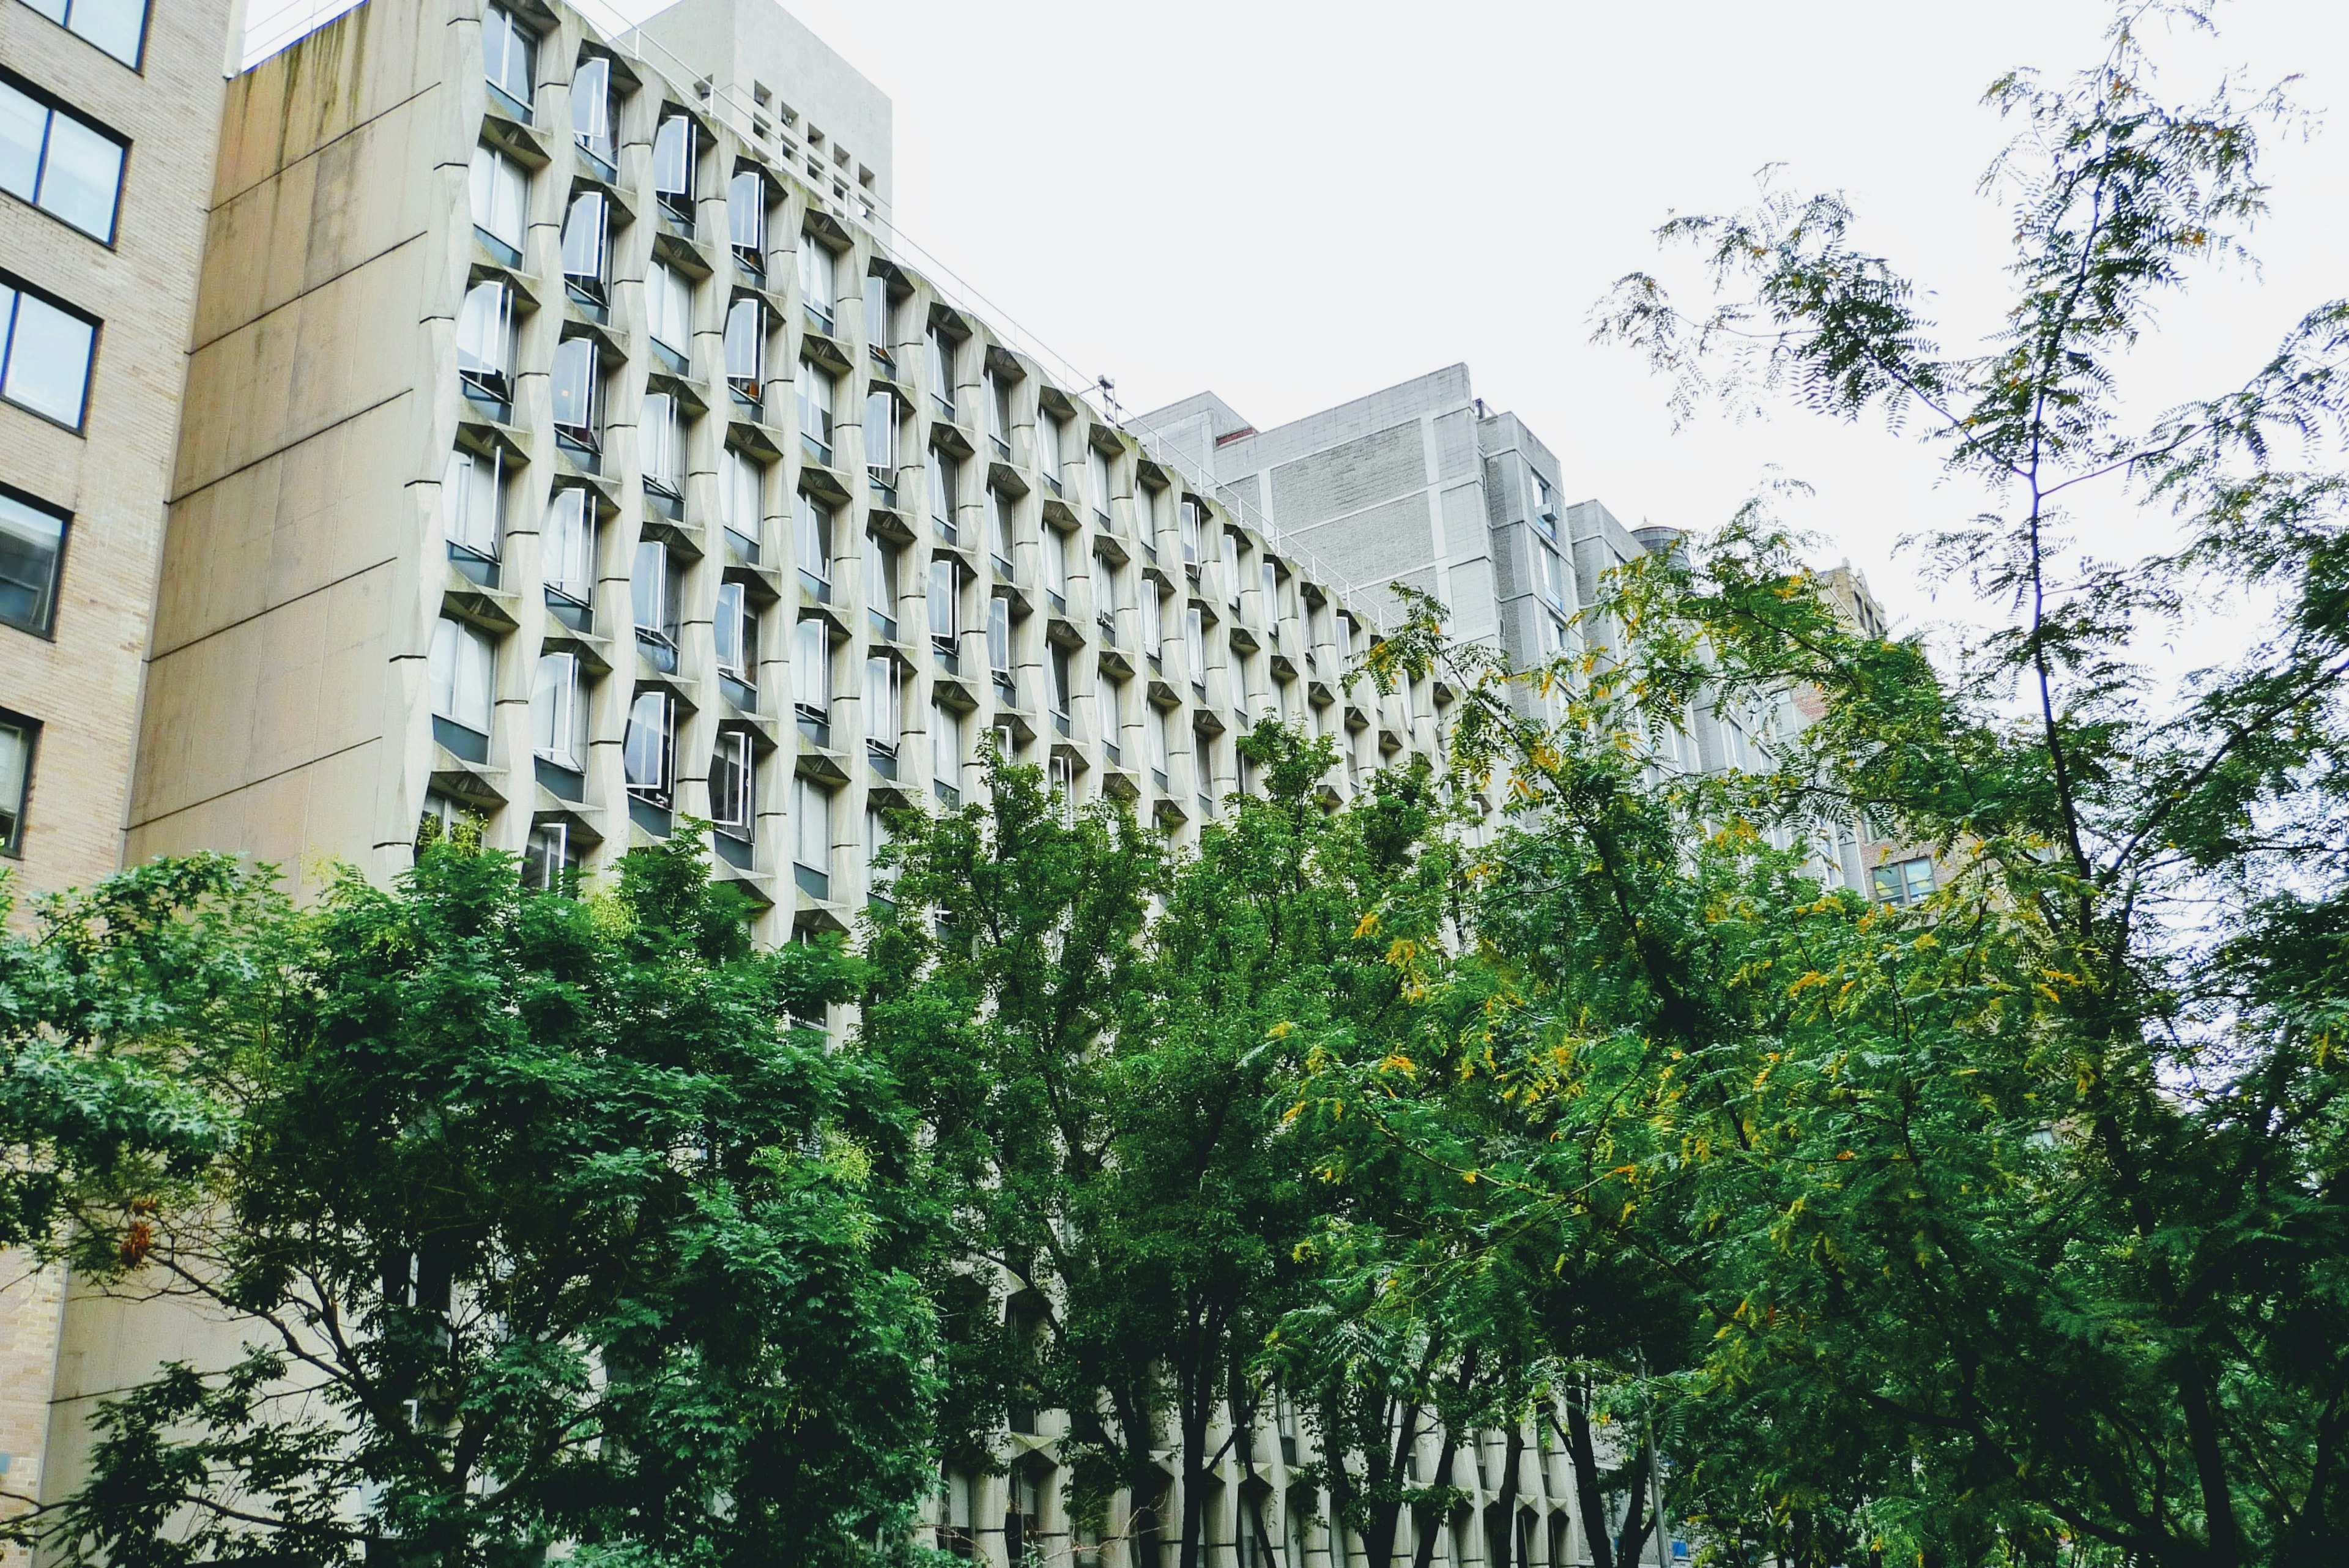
<box><xmin>0</xmin><ymin>485</ymin><xmax>66</xmax><ymax>635</ymax></box>
<box><xmin>0</xmin><ymin>709</ymin><xmax>34</xmax><ymax>856</ymax></box>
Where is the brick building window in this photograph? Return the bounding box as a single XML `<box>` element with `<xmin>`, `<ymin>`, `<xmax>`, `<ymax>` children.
<box><xmin>0</xmin><ymin>710</ymin><xmax>34</xmax><ymax>855</ymax></box>
<box><xmin>1873</xmin><ymin>856</ymin><xmax>1937</xmax><ymax>908</ymax></box>
<box><xmin>18</xmin><ymin>0</ymin><xmax>148</xmax><ymax>68</ymax></box>
<box><xmin>0</xmin><ymin>485</ymin><xmax>67</xmax><ymax>636</ymax></box>
<box><xmin>0</xmin><ymin>73</ymin><xmax>126</xmax><ymax>241</ymax></box>
<box><xmin>0</xmin><ymin>272</ymin><xmax>95</xmax><ymax>428</ymax></box>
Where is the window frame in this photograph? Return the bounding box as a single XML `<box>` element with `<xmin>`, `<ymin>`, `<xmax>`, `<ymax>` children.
<box><xmin>481</xmin><ymin>5</ymin><xmax>537</xmax><ymax>122</ymax></box>
<box><xmin>623</xmin><ymin>688</ymin><xmax>676</xmax><ymax>806</ymax></box>
<box><xmin>530</xmin><ymin>648</ymin><xmax>586</xmax><ymax>770</ymax></box>
<box><xmin>651</xmin><ymin>110</ymin><xmax>697</xmax><ymax>220</ymax></box>
<box><xmin>0</xmin><ymin>481</ymin><xmax>69</xmax><ymax>639</ymax></box>
<box><xmin>0</xmin><ymin>69</ymin><xmax>129</xmax><ymax>243</ymax></box>
<box><xmin>550</xmin><ymin>333</ymin><xmax>602</xmax><ymax>447</ymax></box>
<box><xmin>18</xmin><ymin>0</ymin><xmax>150</xmax><ymax>70</ymax></box>
<box><xmin>0</xmin><ymin>707</ymin><xmax>37</xmax><ymax>858</ymax></box>
<box><xmin>427</xmin><ymin>614</ymin><xmax>497</xmax><ymax>740</ymax></box>
<box><xmin>541</xmin><ymin>484</ymin><xmax>596</xmax><ymax>606</ymax></box>
<box><xmin>0</xmin><ymin>270</ymin><xmax>99</xmax><ymax>431</ymax></box>
<box><xmin>570</xmin><ymin>53</ymin><xmax>615</xmax><ymax>171</ymax></box>
<box><xmin>560</xmin><ymin>189</ymin><xmax>610</xmax><ymax>304</ymax></box>
<box><xmin>711</xmin><ymin>728</ymin><xmax>755</xmax><ymax>840</ymax></box>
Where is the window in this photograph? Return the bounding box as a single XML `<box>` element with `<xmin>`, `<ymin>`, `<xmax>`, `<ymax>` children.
<box><xmin>1102</xmin><ymin>677</ymin><xmax>1124</xmax><ymax>740</ymax></box>
<box><xmin>929</xmin><ymin>557</ymin><xmax>959</xmax><ymax>648</ymax></box>
<box><xmin>866</xmin><ymin>390</ymin><xmax>896</xmax><ymax>479</ymax></box>
<box><xmin>795</xmin><ymin>490</ymin><xmax>832</xmax><ymax>590</ymax></box>
<box><xmin>926</xmin><ymin>327</ymin><xmax>954</xmax><ymax>412</ymax></box>
<box><xmin>530</xmin><ymin>651</ymin><xmax>585</xmax><ymax>768</ymax></box>
<box><xmin>0</xmin><ymin>712</ymin><xmax>32</xmax><ymax>855</ymax></box>
<box><xmin>725</xmin><ymin>295</ymin><xmax>765</xmax><ymax>397</ymax></box>
<box><xmin>623</xmin><ymin>689</ymin><xmax>675</xmax><ymax>804</ymax></box>
<box><xmin>571</xmin><ymin>55</ymin><xmax>614</xmax><ymax>169</ymax></box>
<box><xmin>793</xmin><ymin>615</ymin><xmax>829</xmax><ymax>720</ymax></box>
<box><xmin>793</xmin><ymin>775</ymin><xmax>829</xmax><ymax>874</ymax></box>
<box><xmin>647</xmin><ymin>261</ymin><xmax>691</xmax><ymax>358</ymax></box>
<box><xmin>543</xmin><ymin>486</ymin><xmax>595</xmax><ymax>604</ymax></box>
<box><xmin>1134</xmin><ymin>481</ymin><xmax>1158</xmax><ymax>540</ymax></box>
<box><xmin>1529</xmin><ymin>469</ymin><xmax>1557</xmax><ymax>540</ymax></box>
<box><xmin>1049</xmin><ymin>644</ymin><xmax>1072</xmax><ymax>721</ymax></box>
<box><xmin>1147</xmin><ymin>700</ymin><xmax>1169</xmax><ymax>778</ymax></box>
<box><xmin>0</xmin><ymin>273</ymin><xmax>96</xmax><ymax>429</ymax></box>
<box><xmin>468</xmin><ymin>144</ymin><xmax>527</xmax><ymax>258</ymax></box>
<box><xmin>1219</xmin><ymin>529</ymin><xmax>1239</xmax><ymax>599</ymax></box>
<box><xmin>550</xmin><ymin>335</ymin><xmax>599</xmax><ymax>444</ymax></box>
<box><xmin>641</xmin><ymin>392</ymin><xmax>682</xmax><ymax>498</ymax></box>
<box><xmin>1047</xmin><ymin>752</ymin><xmax>1074</xmax><ymax>820</ymax></box>
<box><xmin>986</xmin><ymin>593</ymin><xmax>1011</xmax><ymax>675</ymax></box>
<box><xmin>865</xmin><ymin>806</ymin><xmax>892</xmax><ymax>888</ymax></box>
<box><xmin>443</xmin><ymin>445</ymin><xmax>501</xmax><ymax>560</ymax></box>
<box><xmin>930</xmin><ymin>454</ymin><xmax>959</xmax><ymax>537</ymax></box>
<box><xmin>933</xmin><ymin>704</ymin><xmax>962</xmax><ymax>795</ymax></box>
<box><xmin>483</xmin><ymin>6</ymin><xmax>535</xmax><ymax>118</ymax></box>
<box><xmin>1873</xmin><ymin>856</ymin><xmax>1937</xmax><ymax>908</ymax></box>
<box><xmin>711</xmin><ymin>730</ymin><xmax>754</xmax><ymax>839</ymax></box>
<box><xmin>19</xmin><ymin>0</ymin><xmax>147</xmax><ymax>67</ymax></box>
<box><xmin>991</xmin><ymin>490</ymin><xmax>1015</xmax><ymax>576</ymax></box>
<box><xmin>1536</xmin><ymin>541</ymin><xmax>1567</xmax><ymax>611</ymax></box>
<box><xmin>560</xmin><ymin>191</ymin><xmax>609</xmax><ymax>303</ymax></box>
<box><xmin>521</xmin><ymin>820</ymin><xmax>577</xmax><ymax>891</ymax></box>
<box><xmin>1044</xmin><ymin>524</ymin><xmax>1068</xmax><ymax>600</ymax></box>
<box><xmin>798</xmin><ymin>235</ymin><xmax>836</xmax><ymax>332</ymax></box>
<box><xmin>631</xmin><ymin>538</ymin><xmax>677</xmax><ymax>645</ymax></box>
<box><xmin>866</xmin><ymin>530</ymin><xmax>900</xmax><ymax>631</ymax></box>
<box><xmin>865</xmin><ymin>654</ymin><xmax>899</xmax><ymax>751</ymax></box>
<box><xmin>1034</xmin><ymin>410</ymin><xmax>1061</xmax><ymax>486</ymax></box>
<box><xmin>455</xmin><ymin>283</ymin><xmax>517</xmax><ymax>412</ymax></box>
<box><xmin>1</xmin><ymin>74</ymin><xmax>127</xmax><ymax>242</ymax></box>
<box><xmin>428</xmin><ymin>615</ymin><xmax>495</xmax><ymax>737</ymax></box>
<box><xmin>1185</xmin><ymin>605</ymin><xmax>1206</xmax><ymax>686</ymax></box>
<box><xmin>1179</xmin><ymin>500</ymin><xmax>1201</xmax><ymax>567</ymax></box>
<box><xmin>1087</xmin><ymin>447</ymin><xmax>1111</xmax><ymax>521</ymax></box>
<box><xmin>651</xmin><ymin>111</ymin><xmax>695</xmax><ymax>217</ymax></box>
<box><xmin>863</xmin><ymin>274</ymin><xmax>892</xmax><ymax>362</ymax></box>
<box><xmin>728</xmin><ymin>169</ymin><xmax>766</xmax><ymax>271</ymax></box>
<box><xmin>797</xmin><ymin>360</ymin><xmax>834</xmax><ymax>463</ymax></box>
<box><xmin>0</xmin><ymin>486</ymin><xmax>66</xmax><ymax>636</ymax></box>
<box><xmin>714</xmin><ymin>580</ymin><xmax>755</xmax><ymax>682</ymax></box>
<box><xmin>720</xmin><ymin>447</ymin><xmax>762</xmax><ymax>548</ymax></box>
<box><xmin>987</xmin><ymin>369</ymin><xmax>1012</xmax><ymax>453</ymax></box>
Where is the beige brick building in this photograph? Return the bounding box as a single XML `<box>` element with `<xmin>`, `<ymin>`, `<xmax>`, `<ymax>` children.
<box><xmin>0</xmin><ymin>0</ymin><xmax>242</xmax><ymax>1533</ymax></box>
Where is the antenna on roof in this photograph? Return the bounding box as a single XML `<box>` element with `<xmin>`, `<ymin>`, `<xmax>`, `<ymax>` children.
<box><xmin>1096</xmin><ymin>375</ymin><xmax>1121</xmax><ymax>422</ymax></box>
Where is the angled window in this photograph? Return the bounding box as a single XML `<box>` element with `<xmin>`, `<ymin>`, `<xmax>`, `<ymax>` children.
<box><xmin>0</xmin><ymin>486</ymin><xmax>67</xmax><ymax>636</ymax></box>
<box><xmin>0</xmin><ymin>74</ymin><xmax>127</xmax><ymax>242</ymax></box>
<box><xmin>623</xmin><ymin>689</ymin><xmax>675</xmax><ymax>804</ymax></box>
<box><xmin>1044</xmin><ymin>524</ymin><xmax>1068</xmax><ymax>598</ymax></box>
<box><xmin>864</xmin><ymin>389</ymin><xmax>895</xmax><ymax>478</ymax></box>
<box><xmin>926</xmin><ymin>325</ymin><xmax>954</xmax><ymax>415</ymax></box>
<box><xmin>1049</xmin><ymin>644</ymin><xmax>1072</xmax><ymax>723</ymax></box>
<box><xmin>1185</xmin><ymin>605</ymin><xmax>1206</xmax><ymax>688</ymax></box>
<box><xmin>521</xmin><ymin>819</ymin><xmax>577</xmax><ymax>891</ymax></box>
<box><xmin>1179</xmin><ymin>499</ymin><xmax>1201</xmax><ymax>567</ymax></box>
<box><xmin>1087</xmin><ymin>447</ymin><xmax>1111</xmax><ymax>521</ymax></box>
<box><xmin>725</xmin><ymin>295</ymin><xmax>766</xmax><ymax>399</ymax></box>
<box><xmin>796</xmin><ymin>360</ymin><xmax>834</xmax><ymax>464</ymax></box>
<box><xmin>571</xmin><ymin>55</ymin><xmax>614</xmax><ymax>170</ymax></box>
<box><xmin>929</xmin><ymin>557</ymin><xmax>959</xmax><ymax>647</ymax></box>
<box><xmin>428</xmin><ymin>615</ymin><xmax>495</xmax><ymax>745</ymax></box>
<box><xmin>550</xmin><ymin>335</ymin><xmax>600</xmax><ymax>445</ymax></box>
<box><xmin>468</xmin><ymin>144</ymin><xmax>527</xmax><ymax>259</ymax></box>
<box><xmin>1528</xmin><ymin>469</ymin><xmax>1558</xmax><ymax>540</ymax></box>
<box><xmin>714</xmin><ymin>580</ymin><xmax>755</xmax><ymax>683</ymax></box>
<box><xmin>530</xmin><ymin>650</ymin><xmax>585</xmax><ymax>769</ymax></box>
<box><xmin>792</xmin><ymin>774</ymin><xmax>829</xmax><ymax>876</ymax></box>
<box><xmin>793</xmin><ymin>614</ymin><xmax>830</xmax><ymax>721</ymax></box>
<box><xmin>987</xmin><ymin>593</ymin><xmax>1011</xmax><ymax>675</ymax></box>
<box><xmin>19</xmin><ymin>0</ymin><xmax>148</xmax><ymax>67</ymax></box>
<box><xmin>443</xmin><ymin>444</ymin><xmax>502</xmax><ymax>561</ymax></box>
<box><xmin>929</xmin><ymin>453</ymin><xmax>958</xmax><ymax>534</ymax></box>
<box><xmin>1033</xmin><ymin>409</ymin><xmax>1061</xmax><ymax>487</ymax></box>
<box><xmin>795</xmin><ymin>489</ymin><xmax>832</xmax><ymax>593</ymax></box>
<box><xmin>987</xmin><ymin>369</ymin><xmax>1012</xmax><ymax>453</ymax></box>
<box><xmin>1133</xmin><ymin>481</ymin><xmax>1157</xmax><ymax>540</ymax></box>
<box><xmin>719</xmin><ymin>447</ymin><xmax>762</xmax><ymax>549</ymax></box>
<box><xmin>455</xmin><ymin>279</ymin><xmax>514</xmax><ymax>403</ymax></box>
<box><xmin>482</xmin><ymin>6</ymin><xmax>535</xmax><ymax>120</ymax></box>
<box><xmin>865</xmin><ymin>653</ymin><xmax>900</xmax><ymax>752</ymax></box>
<box><xmin>727</xmin><ymin>169</ymin><xmax>766</xmax><ymax>272</ymax></box>
<box><xmin>797</xmin><ymin>235</ymin><xmax>836</xmax><ymax>332</ymax></box>
<box><xmin>0</xmin><ymin>711</ymin><xmax>34</xmax><ymax>856</ymax></box>
<box><xmin>631</xmin><ymin>538</ymin><xmax>678</xmax><ymax>646</ymax></box>
<box><xmin>641</xmin><ymin>392</ymin><xmax>682</xmax><ymax>499</ymax></box>
<box><xmin>863</xmin><ymin>273</ymin><xmax>892</xmax><ymax>363</ymax></box>
<box><xmin>865</xmin><ymin>530</ymin><xmax>899</xmax><ymax>620</ymax></box>
<box><xmin>651</xmin><ymin>111</ymin><xmax>696</xmax><ymax>219</ymax></box>
<box><xmin>990</xmin><ymin>489</ymin><xmax>1015</xmax><ymax>576</ymax></box>
<box><xmin>932</xmin><ymin>702</ymin><xmax>963</xmax><ymax>796</ymax></box>
<box><xmin>0</xmin><ymin>273</ymin><xmax>96</xmax><ymax>429</ymax></box>
<box><xmin>646</xmin><ymin>261</ymin><xmax>692</xmax><ymax>359</ymax></box>
<box><xmin>542</xmin><ymin>485</ymin><xmax>595</xmax><ymax>606</ymax></box>
<box><xmin>711</xmin><ymin>729</ymin><xmax>754</xmax><ymax>839</ymax></box>
<box><xmin>560</xmin><ymin>190</ymin><xmax>609</xmax><ymax>303</ymax></box>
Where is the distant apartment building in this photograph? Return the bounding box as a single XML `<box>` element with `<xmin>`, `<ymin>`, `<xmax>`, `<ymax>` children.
<box><xmin>1141</xmin><ymin>368</ymin><xmax>1897</xmax><ymax>897</ymax></box>
<box><xmin>0</xmin><ymin>0</ymin><xmax>242</xmax><ymax>1532</ymax></box>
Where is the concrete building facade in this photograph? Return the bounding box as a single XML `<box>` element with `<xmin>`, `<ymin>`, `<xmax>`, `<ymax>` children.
<box><xmin>0</xmin><ymin>0</ymin><xmax>242</xmax><ymax>1531</ymax></box>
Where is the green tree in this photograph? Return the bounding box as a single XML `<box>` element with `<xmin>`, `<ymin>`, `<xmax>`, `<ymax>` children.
<box><xmin>41</xmin><ymin>835</ymin><xmax>937</xmax><ymax>1568</ymax></box>
<box><xmin>1340</xmin><ymin>6</ymin><xmax>2349</xmax><ymax>1561</ymax></box>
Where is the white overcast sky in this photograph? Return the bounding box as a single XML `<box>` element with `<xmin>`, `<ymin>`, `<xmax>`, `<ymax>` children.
<box><xmin>247</xmin><ymin>0</ymin><xmax>2347</xmax><ymax>639</ymax></box>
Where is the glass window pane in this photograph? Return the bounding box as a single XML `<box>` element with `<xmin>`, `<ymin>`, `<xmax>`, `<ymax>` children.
<box><xmin>729</xmin><ymin>171</ymin><xmax>763</xmax><ymax>253</ymax></box>
<box><xmin>0</xmin><ymin>490</ymin><xmax>66</xmax><ymax>635</ymax></box>
<box><xmin>543</xmin><ymin>487</ymin><xmax>592</xmax><ymax>599</ymax></box>
<box><xmin>3</xmin><ymin>291</ymin><xmax>94</xmax><ymax>427</ymax></box>
<box><xmin>625</xmin><ymin>691</ymin><xmax>670</xmax><ymax>791</ymax></box>
<box><xmin>551</xmin><ymin>338</ymin><xmax>596</xmax><ymax>433</ymax></box>
<box><xmin>0</xmin><ymin>718</ymin><xmax>29</xmax><ymax>852</ymax></box>
<box><xmin>653</xmin><ymin>115</ymin><xmax>691</xmax><ymax>197</ymax></box>
<box><xmin>72</xmin><ymin>0</ymin><xmax>148</xmax><ymax>67</ymax></box>
<box><xmin>561</xmin><ymin>192</ymin><xmax>606</xmax><ymax>284</ymax></box>
<box><xmin>456</xmin><ymin>281</ymin><xmax>508</xmax><ymax>378</ymax></box>
<box><xmin>0</xmin><ymin>85</ymin><xmax>44</xmax><ymax>203</ymax></box>
<box><xmin>571</xmin><ymin>57</ymin><xmax>611</xmax><ymax>161</ymax></box>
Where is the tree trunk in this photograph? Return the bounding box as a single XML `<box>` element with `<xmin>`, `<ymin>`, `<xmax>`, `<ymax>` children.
<box><xmin>1485</xmin><ymin>1421</ymin><xmax>1524</xmax><ymax>1568</ymax></box>
<box><xmin>1409</xmin><ymin>1435</ymin><xmax>1460</xmax><ymax>1568</ymax></box>
<box><xmin>1560</xmin><ymin>1384</ymin><xmax>1615</xmax><ymax>1568</ymax></box>
<box><xmin>1611</xmin><ymin>1440</ymin><xmax>1653</xmax><ymax>1568</ymax></box>
<box><xmin>1359</xmin><ymin>1399</ymin><xmax>1420</xmax><ymax>1568</ymax></box>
